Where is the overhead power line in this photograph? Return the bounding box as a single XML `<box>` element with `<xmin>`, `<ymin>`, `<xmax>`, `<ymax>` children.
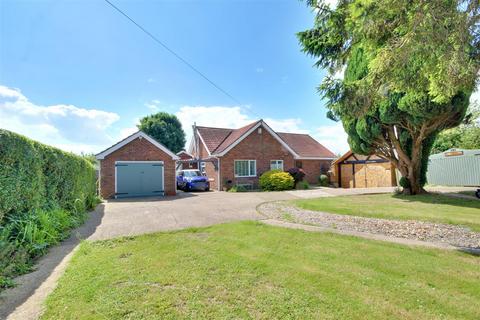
<box><xmin>103</xmin><ymin>0</ymin><xmax>240</xmax><ymax>104</ymax></box>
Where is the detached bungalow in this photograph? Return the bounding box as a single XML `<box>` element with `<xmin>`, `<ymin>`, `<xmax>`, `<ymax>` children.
<box><xmin>188</xmin><ymin>119</ymin><xmax>335</xmax><ymax>190</ymax></box>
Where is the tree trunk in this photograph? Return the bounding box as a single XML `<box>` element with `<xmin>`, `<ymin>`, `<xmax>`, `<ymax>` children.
<box><xmin>401</xmin><ymin>159</ymin><xmax>426</xmax><ymax>195</ymax></box>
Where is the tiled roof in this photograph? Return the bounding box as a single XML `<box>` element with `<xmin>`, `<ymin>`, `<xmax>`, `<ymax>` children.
<box><xmin>277</xmin><ymin>132</ymin><xmax>336</xmax><ymax>158</ymax></box>
<box><xmin>176</xmin><ymin>150</ymin><xmax>193</xmax><ymax>160</ymax></box>
<box><xmin>195</xmin><ymin>120</ymin><xmax>335</xmax><ymax>158</ymax></box>
<box><xmin>213</xmin><ymin>120</ymin><xmax>261</xmax><ymax>154</ymax></box>
<box><xmin>196</xmin><ymin>126</ymin><xmax>233</xmax><ymax>153</ymax></box>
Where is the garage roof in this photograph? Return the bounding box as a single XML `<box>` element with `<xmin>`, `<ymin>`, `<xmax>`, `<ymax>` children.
<box><xmin>95</xmin><ymin>131</ymin><xmax>180</xmax><ymax>160</ymax></box>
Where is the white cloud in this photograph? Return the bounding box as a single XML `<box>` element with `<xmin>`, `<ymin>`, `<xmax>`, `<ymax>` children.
<box><xmin>147</xmin><ymin>78</ymin><xmax>156</xmax><ymax>83</ymax></box>
<box><xmin>145</xmin><ymin>101</ymin><xmax>160</xmax><ymax>112</ymax></box>
<box><xmin>324</xmin><ymin>0</ymin><xmax>338</xmax><ymax>9</ymax></box>
<box><xmin>175</xmin><ymin>105</ymin><xmax>337</xmax><ymax>153</ymax></box>
<box><xmin>0</xmin><ymin>85</ymin><xmax>120</xmax><ymax>154</ymax></box>
<box><xmin>264</xmin><ymin>118</ymin><xmax>308</xmax><ymax>134</ymax></box>
<box><xmin>176</xmin><ymin>106</ymin><xmax>251</xmax><ymax>145</ymax></box>
<box><xmin>255</xmin><ymin>67</ymin><xmax>264</xmax><ymax>73</ymax></box>
<box><xmin>119</xmin><ymin>126</ymin><xmax>138</xmax><ymax>139</ymax></box>
<box><xmin>314</xmin><ymin>122</ymin><xmax>349</xmax><ymax>155</ymax></box>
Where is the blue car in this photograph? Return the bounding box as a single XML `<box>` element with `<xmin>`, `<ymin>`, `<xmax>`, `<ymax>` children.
<box><xmin>176</xmin><ymin>169</ymin><xmax>210</xmax><ymax>191</ymax></box>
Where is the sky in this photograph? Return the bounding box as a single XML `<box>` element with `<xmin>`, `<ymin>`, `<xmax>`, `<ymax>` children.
<box><xmin>0</xmin><ymin>1</ymin><xmax>357</xmax><ymax>156</ymax></box>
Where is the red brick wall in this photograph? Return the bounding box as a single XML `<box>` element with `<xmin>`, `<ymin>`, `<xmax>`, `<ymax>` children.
<box><xmin>297</xmin><ymin>159</ymin><xmax>333</xmax><ymax>184</ymax></box>
<box><xmin>99</xmin><ymin>137</ymin><xmax>176</xmax><ymax>198</ymax></box>
<box><xmin>204</xmin><ymin>160</ymin><xmax>218</xmax><ymax>190</ymax></box>
<box><xmin>219</xmin><ymin>125</ymin><xmax>295</xmax><ymax>189</ymax></box>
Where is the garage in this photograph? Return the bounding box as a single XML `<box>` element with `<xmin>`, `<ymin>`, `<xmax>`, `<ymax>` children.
<box><xmin>331</xmin><ymin>151</ymin><xmax>398</xmax><ymax>188</ymax></box>
<box><xmin>116</xmin><ymin>161</ymin><xmax>164</xmax><ymax>198</ymax></box>
<box><xmin>96</xmin><ymin>131</ymin><xmax>179</xmax><ymax>198</ymax></box>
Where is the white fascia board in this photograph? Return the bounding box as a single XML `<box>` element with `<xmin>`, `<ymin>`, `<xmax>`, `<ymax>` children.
<box><xmin>294</xmin><ymin>157</ymin><xmax>336</xmax><ymax>160</ymax></box>
<box><xmin>96</xmin><ymin>131</ymin><xmax>179</xmax><ymax>160</ymax></box>
<box><xmin>212</xmin><ymin>122</ymin><xmax>262</xmax><ymax>157</ymax></box>
<box><xmin>176</xmin><ymin>150</ymin><xmax>193</xmax><ymax>157</ymax></box>
<box><xmin>187</xmin><ymin>138</ymin><xmax>195</xmax><ymax>155</ymax></box>
<box><xmin>261</xmin><ymin>121</ymin><xmax>300</xmax><ymax>158</ymax></box>
<box><xmin>197</xmin><ymin>130</ymin><xmax>212</xmax><ymax>156</ymax></box>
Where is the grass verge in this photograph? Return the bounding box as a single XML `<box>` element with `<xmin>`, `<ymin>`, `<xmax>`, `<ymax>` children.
<box><xmin>42</xmin><ymin>221</ymin><xmax>480</xmax><ymax>319</ymax></box>
<box><xmin>295</xmin><ymin>193</ymin><xmax>480</xmax><ymax>231</ymax></box>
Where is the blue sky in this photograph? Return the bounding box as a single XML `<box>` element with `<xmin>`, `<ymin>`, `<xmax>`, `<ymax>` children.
<box><xmin>0</xmin><ymin>0</ymin><xmax>348</xmax><ymax>154</ymax></box>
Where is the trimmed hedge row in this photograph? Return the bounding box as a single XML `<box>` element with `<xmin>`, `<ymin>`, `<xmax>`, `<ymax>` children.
<box><xmin>0</xmin><ymin>130</ymin><xmax>97</xmax><ymax>223</ymax></box>
<box><xmin>0</xmin><ymin>129</ymin><xmax>97</xmax><ymax>288</ymax></box>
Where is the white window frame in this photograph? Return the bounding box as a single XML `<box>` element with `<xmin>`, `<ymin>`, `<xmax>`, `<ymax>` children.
<box><xmin>234</xmin><ymin>160</ymin><xmax>257</xmax><ymax>177</ymax></box>
<box><xmin>270</xmin><ymin>160</ymin><xmax>284</xmax><ymax>171</ymax></box>
<box><xmin>200</xmin><ymin>161</ymin><xmax>206</xmax><ymax>174</ymax></box>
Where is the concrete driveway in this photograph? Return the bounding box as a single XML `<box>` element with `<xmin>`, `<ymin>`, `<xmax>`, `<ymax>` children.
<box><xmin>89</xmin><ymin>190</ymin><xmax>300</xmax><ymax>240</ymax></box>
<box><xmin>90</xmin><ymin>186</ymin><xmax>397</xmax><ymax>241</ymax></box>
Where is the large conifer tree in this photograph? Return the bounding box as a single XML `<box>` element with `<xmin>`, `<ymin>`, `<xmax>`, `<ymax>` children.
<box><xmin>299</xmin><ymin>0</ymin><xmax>479</xmax><ymax>194</ymax></box>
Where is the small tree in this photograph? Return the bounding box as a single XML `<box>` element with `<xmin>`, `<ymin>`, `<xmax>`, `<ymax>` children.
<box><xmin>137</xmin><ymin>112</ymin><xmax>186</xmax><ymax>153</ymax></box>
<box><xmin>298</xmin><ymin>0</ymin><xmax>479</xmax><ymax>194</ymax></box>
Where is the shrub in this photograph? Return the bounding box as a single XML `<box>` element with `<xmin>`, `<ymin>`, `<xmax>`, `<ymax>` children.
<box><xmin>0</xmin><ymin>129</ymin><xmax>97</xmax><ymax>289</ymax></box>
<box><xmin>297</xmin><ymin>181</ymin><xmax>310</xmax><ymax>190</ymax></box>
<box><xmin>287</xmin><ymin>167</ymin><xmax>305</xmax><ymax>184</ymax></box>
<box><xmin>319</xmin><ymin>174</ymin><xmax>329</xmax><ymax>187</ymax></box>
<box><xmin>259</xmin><ymin>169</ymin><xmax>282</xmax><ymax>191</ymax></box>
<box><xmin>260</xmin><ymin>170</ymin><xmax>294</xmax><ymax>191</ymax></box>
<box><xmin>228</xmin><ymin>185</ymin><xmax>248</xmax><ymax>192</ymax></box>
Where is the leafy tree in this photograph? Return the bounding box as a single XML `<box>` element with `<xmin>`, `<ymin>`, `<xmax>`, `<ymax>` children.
<box><xmin>298</xmin><ymin>0</ymin><xmax>479</xmax><ymax>194</ymax></box>
<box><xmin>80</xmin><ymin>153</ymin><xmax>98</xmax><ymax>167</ymax></box>
<box><xmin>137</xmin><ymin>112</ymin><xmax>186</xmax><ymax>153</ymax></box>
<box><xmin>431</xmin><ymin>104</ymin><xmax>480</xmax><ymax>153</ymax></box>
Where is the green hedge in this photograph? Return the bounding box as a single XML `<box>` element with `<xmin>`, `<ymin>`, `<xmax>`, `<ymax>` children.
<box><xmin>0</xmin><ymin>130</ymin><xmax>97</xmax><ymax>222</ymax></box>
<box><xmin>0</xmin><ymin>129</ymin><xmax>97</xmax><ymax>288</ymax></box>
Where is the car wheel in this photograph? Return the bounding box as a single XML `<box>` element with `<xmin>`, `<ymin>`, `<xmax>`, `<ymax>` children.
<box><xmin>205</xmin><ymin>187</ymin><xmax>210</xmax><ymax>192</ymax></box>
<box><xmin>476</xmin><ymin>189</ymin><xmax>480</xmax><ymax>199</ymax></box>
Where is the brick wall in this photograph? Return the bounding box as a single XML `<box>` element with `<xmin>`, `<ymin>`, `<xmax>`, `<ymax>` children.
<box><xmin>219</xmin><ymin>125</ymin><xmax>295</xmax><ymax>189</ymax></box>
<box><xmin>297</xmin><ymin>159</ymin><xmax>332</xmax><ymax>184</ymax></box>
<box><xmin>204</xmin><ymin>159</ymin><xmax>218</xmax><ymax>190</ymax></box>
<box><xmin>99</xmin><ymin>137</ymin><xmax>176</xmax><ymax>198</ymax></box>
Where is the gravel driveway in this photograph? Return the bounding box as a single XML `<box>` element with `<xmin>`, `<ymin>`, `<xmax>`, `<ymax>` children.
<box><xmin>258</xmin><ymin>201</ymin><xmax>480</xmax><ymax>249</ymax></box>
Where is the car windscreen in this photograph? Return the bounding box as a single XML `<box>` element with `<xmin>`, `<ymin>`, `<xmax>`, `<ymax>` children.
<box><xmin>183</xmin><ymin>171</ymin><xmax>202</xmax><ymax>177</ymax></box>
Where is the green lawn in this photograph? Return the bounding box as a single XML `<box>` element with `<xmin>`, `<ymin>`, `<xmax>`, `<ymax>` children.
<box><xmin>459</xmin><ymin>190</ymin><xmax>478</xmax><ymax>198</ymax></box>
<box><xmin>295</xmin><ymin>193</ymin><xmax>480</xmax><ymax>231</ymax></box>
<box><xmin>42</xmin><ymin>222</ymin><xmax>479</xmax><ymax>319</ymax></box>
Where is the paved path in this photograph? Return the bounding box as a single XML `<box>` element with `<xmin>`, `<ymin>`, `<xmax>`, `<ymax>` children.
<box><xmin>1</xmin><ymin>186</ymin><xmax>476</xmax><ymax>320</ymax></box>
